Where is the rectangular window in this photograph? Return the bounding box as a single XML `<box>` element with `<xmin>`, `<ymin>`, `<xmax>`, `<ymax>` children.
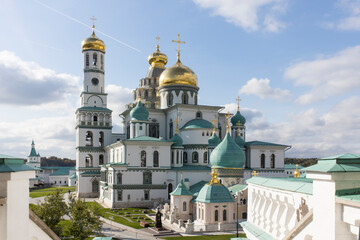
<box><xmin>117</xmin><ymin>190</ymin><xmax>122</xmax><ymax>201</ymax></box>
<box><xmin>144</xmin><ymin>190</ymin><xmax>150</xmax><ymax>200</ymax></box>
<box><xmin>128</xmin><ymin>194</ymin><xmax>130</xmax><ymax>200</ymax></box>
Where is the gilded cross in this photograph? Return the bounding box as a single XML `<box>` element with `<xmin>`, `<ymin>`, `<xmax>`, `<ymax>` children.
<box><xmin>90</xmin><ymin>16</ymin><xmax>96</xmax><ymax>28</ymax></box>
<box><xmin>156</xmin><ymin>36</ymin><xmax>160</xmax><ymax>50</ymax></box>
<box><xmin>172</xmin><ymin>34</ymin><xmax>185</xmax><ymax>59</ymax></box>
<box><xmin>174</xmin><ymin>117</ymin><xmax>180</xmax><ymax>134</ymax></box>
<box><xmin>251</xmin><ymin>170</ymin><xmax>259</xmax><ymax>177</ymax></box>
<box><xmin>137</xmin><ymin>88</ymin><xmax>141</xmax><ymax>101</ymax></box>
<box><xmin>236</xmin><ymin>96</ymin><xmax>242</xmax><ymax>110</ymax></box>
<box><xmin>211</xmin><ymin>117</ymin><xmax>218</xmax><ymax>132</ymax></box>
<box><xmin>236</xmin><ymin>121</ymin><xmax>242</xmax><ymax>136</ymax></box>
<box><xmin>226</xmin><ymin>111</ymin><xmax>231</xmax><ymax>133</ymax></box>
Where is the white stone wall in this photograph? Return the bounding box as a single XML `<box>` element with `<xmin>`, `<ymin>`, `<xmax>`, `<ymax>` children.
<box><xmin>248</xmin><ymin>147</ymin><xmax>285</xmax><ymax>169</ymax></box>
<box><xmin>49</xmin><ymin>175</ymin><xmax>69</xmax><ymax>186</ymax></box>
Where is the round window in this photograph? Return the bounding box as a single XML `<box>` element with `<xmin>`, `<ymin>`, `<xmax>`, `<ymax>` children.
<box><xmin>91</xmin><ymin>78</ymin><xmax>99</xmax><ymax>85</ymax></box>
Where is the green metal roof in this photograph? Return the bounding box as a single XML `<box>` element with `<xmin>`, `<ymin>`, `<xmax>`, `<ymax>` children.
<box><xmin>241</xmin><ymin>221</ymin><xmax>275</xmax><ymax>240</ymax></box>
<box><xmin>170</xmin><ymin>133</ymin><xmax>183</xmax><ymax>147</ymax></box>
<box><xmin>69</xmin><ymin>173</ymin><xmax>76</xmax><ymax>179</ymax></box>
<box><xmin>180</xmin><ymin>119</ymin><xmax>213</xmax><ymax>130</ymax></box>
<box><xmin>130</xmin><ymin>101</ymin><xmax>149</xmax><ymax>121</ymax></box>
<box><xmin>235</xmin><ymin>135</ymin><xmax>245</xmax><ymax>148</ymax></box>
<box><xmin>0</xmin><ymin>154</ymin><xmax>37</xmax><ymax>172</ymax></box>
<box><xmin>245</xmin><ymin>141</ymin><xmax>289</xmax><ymax>147</ymax></box>
<box><xmin>284</xmin><ymin>164</ymin><xmax>304</xmax><ymax>169</ymax></box>
<box><xmin>170</xmin><ymin>179</ymin><xmax>193</xmax><ymax>196</ymax></box>
<box><xmin>77</xmin><ymin>106</ymin><xmax>112</xmax><ymax>112</ymax></box>
<box><xmin>336</xmin><ymin>188</ymin><xmax>360</xmax><ymax>203</ymax></box>
<box><xmin>81</xmin><ymin>171</ymin><xmax>100</xmax><ymax>175</ymax></box>
<box><xmin>303</xmin><ymin>153</ymin><xmax>360</xmax><ymax>173</ymax></box>
<box><xmin>49</xmin><ymin>168</ymin><xmax>72</xmax><ymax>176</ymax></box>
<box><xmin>210</xmin><ymin>133</ymin><xmax>245</xmax><ymax>169</ymax></box>
<box><xmin>208</xmin><ymin>133</ymin><xmax>221</xmax><ymax>147</ymax></box>
<box><xmin>127</xmin><ymin>136</ymin><xmax>170</xmax><ymax>142</ymax></box>
<box><xmin>228</xmin><ymin>184</ymin><xmax>247</xmax><ymax>194</ymax></box>
<box><xmin>231</xmin><ymin>110</ymin><xmax>246</xmax><ymax>126</ymax></box>
<box><xmin>189</xmin><ymin>181</ymin><xmax>208</xmax><ymax>199</ymax></box>
<box><xmin>196</xmin><ymin>183</ymin><xmax>235</xmax><ymax>203</ymax></box>
<box><xmin>246</xmin><ymin>177</ymin><xmax>313</xmax><ymax>195</ymax></box>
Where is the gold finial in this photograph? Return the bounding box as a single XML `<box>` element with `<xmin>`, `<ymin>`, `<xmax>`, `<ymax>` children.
<box><xmin>251</xmin><ymin>170</ymin><xmax>259</xmax><ymax>177</ymax></box>
<box><xmin>174</xmin><ymin>117</ymin><xmax>180</xmax><ymax>134</ymax></box>
<box><xmin>90</xmin><ymin>16</ymin><xmax>96</xmax><ymax>30</ymax></box>
<box><xmin>236</xmin><ymin>96</ymin><xmax>242</xmax><ymax>111</ymax></box>
<box><xmin>137</xmin><ymin>89</ymin><xmax>141</xmax><ymax>101</ymax></box>
<box><xmin>294</xmin><ymin>164</ymin><xmax>300</xmax><ymax>178</ymax></box>
<box><xmin>156</xmin><ymin>36</ymin><xmax>160</xmax><ymax>51</ymax></box>
<box><xmin>236</xmin><ymin>121</ymin><xmax>242</xmax><ymax>136</ymax></box>
<box><xmin>172</xmin><ymin>34</ymin><xmax>185</xmax><ymax>62</ymax></box>
<box><xmin>209</xmin><ymin>164</ymin><xmax>220</xmax><ymax>184</ymax></box>
<box><xmin>211</xmin><ymin>117</ymin><xmax>218</xmax><ymax>134</ymax></box>
<box><xmin>180</xmin><ymin>173</ymin><xmax>183</xmax><ymax>180</ymax></box>
<box><xmin>226</xmin><ymin>111</ymin><xmax>231</xmax><ymax>133</ymax></box>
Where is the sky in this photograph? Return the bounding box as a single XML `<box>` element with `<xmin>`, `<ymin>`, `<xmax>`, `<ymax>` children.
<box><xmin>1</xmin><ymin>0</ymin><xmax>360</xmax><ymax>159</ymax></box>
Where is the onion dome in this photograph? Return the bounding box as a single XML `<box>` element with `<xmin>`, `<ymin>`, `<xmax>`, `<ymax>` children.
<box><xmin>81</xmin><ymin>28</ymin><xmax>105</xmax><ymax>53</ymax></box>
<box><xmin>170</xmin><ymin>179</ymin><xmax>192</xmax><ymax>196</ymax></box>
<box><xmin>208</xmin><ymin>132</ymin><xmax>221</xmax><ymax>147</ymax></box>
<box><xmin>170</xmin><ymin>133</ymin><xmax>183</xmax><ymax>147</ymax></box>
<box><xmin>148</xmin><ymin>45</ymin><xmax>168</xmax><ymax>69</ymax></box>
<box><xmin>231</xmin><ymin>110</ymin><xmax>246</xmax><ymax>126</ymax></box>
<box><xmin>130</xmin><ymin>101</ymin><xmax>149</xmax><ymax>121</ymax></box>
<box><xmin>210</xmin><ymin>133</ymin><xmax>245</xmax><ymax>168</ymax></box>
<box><xmin>159</xmin><ymin>57</ymin><xmax>198</xmax><ymax>87</ymax></box>
<box><xmin>195</xmin><ymin>167</ymin><xmax>234</xmax><ymax>203</ymax></box>
<box><xmin>235</xmin><ymin>135</ymin><xmax>245</xmax><ymax>148</ymax></box>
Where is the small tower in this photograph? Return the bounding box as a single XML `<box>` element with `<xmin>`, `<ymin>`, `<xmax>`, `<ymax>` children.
<box><xmin>129</xmin><ymin>94</ymin><xmax>150</xmax><ymax>138</ymax></box>
<box><xmin>170</xmin><ymin>178</ymin><xmax>193</xmax><ymax>220</ymax></box>
<box><xmin>231</xmin><ymin>97</ymin><xmax>246</xmax><ymax>140</ymax></box>
<box><xmin>26</xmin><ymin>140</ymin><xmax>41</xmax><ymax>168</ymax></box>
<box><xmin>170</xmin><ymin>118</ymin><xmax>184</xmax><ymax>167</ymax></box>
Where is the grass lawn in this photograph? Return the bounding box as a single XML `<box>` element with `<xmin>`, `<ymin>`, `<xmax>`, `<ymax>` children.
<box><xmin>29</xmin><ymin>186</ymin><xmax>76</xmax><ymax>198</ymax></box>
<box><xmin>162</xmin><ymin>234</ymin><xmax>247</xmax><ymax>240</ymax></box>
<box><xmin>87</xmin><ymin>202</ymin><xmax>155</xmax><ymax>229</ymax></box>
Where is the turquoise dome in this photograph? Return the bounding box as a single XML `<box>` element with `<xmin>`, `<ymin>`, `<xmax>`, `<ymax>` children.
<box><xmin>210</xmin><ymin>133</ymin><xmax>245</xmax><ymax>168</ymax></box>
<box><xmin>170</xmin><ymin>133</ymin><xmax>183</xmax><ymax>147</ymax></box>
<box><xmin>208</xmin><ymin>133</ymin><xmax>221</xmax><ymax>147</ymax></box>
<box><xmin>196</xmin><ymin>183</ymin><xmax>234</xmax><ymax>203</ymax></box>
<box><xmin>235</xmin><ymin>135</ymin><xmax>245</xmax><ymax>148</ymax></box>
<box><xmin>170</xmin><ymin>179</ymin><xmax>192</xmax><ymax>196</ymax></box>
<box><xmin>130</xmin><ymin>101</ymin><xmax>149</xmax><ymax>121</ymax></box>
<box><xmin>231</xmin><ymin>110</ymin><xmax>246</xmax><ymax>126</ymax></box>
<box><xmin>180</xmin><ymin>119</ymin><xmax>213</xmax><ymax>130</ymax></box>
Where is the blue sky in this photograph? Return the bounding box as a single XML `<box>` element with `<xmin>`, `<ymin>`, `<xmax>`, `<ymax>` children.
<box><xmin>1</xmin><ymin>0</ymin><xmax>360</xmax><ymax>159</ymax></box>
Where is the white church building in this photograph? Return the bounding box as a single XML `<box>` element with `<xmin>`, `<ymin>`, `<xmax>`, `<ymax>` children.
<box><xmin>75</xmin><ymin>26</ymin><xmax>293</xmax><ymax>209</ymax></box>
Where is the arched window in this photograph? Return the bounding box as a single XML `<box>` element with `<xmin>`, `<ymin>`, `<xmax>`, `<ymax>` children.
<box><xmin>171</xmin><ymin>151</ymin><xmax>174</xmax><ymax>164</ymax></box>
<box><xmin>145</xmin><ymin>90</ymin><xmax>148</xmax><ymax>99</ymax></box>
<box><xmin>168</xmin><ymin>183</ymin><xmax>173</xmax><ymax>199</ymax></box>
<box><xmin>153</xmin><ymin>151</ymin><xmax>159</xmax><ymax>167</ymax></box>
<box><xmin>85</xmin><ymin>131</ymin><xmax>93</xmax><ymax>146</ymax></box>
<box><xmin>183</xmin><ymin>201</ymin><xmax>187</xmax><ymax>211</ymax></box>
<box><xmin>202</xmin><ymin>132</ymin><xmax>204</xmax><ymax>136</ymax></box>
<box><xmin>93</xmin><ymin>115</ymin><xmax>98</xmax><ymax>122</ymax></box>
<box><xmin>223</xmin><ymin>209</ymin><xmax>227</xmax><ymax>221</ymax></box>
<box><xmin>99</xmin><ymin>132</ymin><xmax>104</xmax><ymax>147</ymax></box>
<box><xmin>270</xmin><ymin>154</ymin><xmax>275</xmax><ymax>168</ymax></box>
<box><xmin>206</xmin><ymin>131</ymin><xmax>209</xmax><ymax>136</ymax></box>
<box><xmin>99</xmin><ymin>154</ymin><xmax>104</xmax><ymax>165</ymax></box>
<box><xmin>93</xmin><ymin>53</ymin><xmax>97</xmax><ymax>66</ymax></box>
<box><xmin>182</xmin><ymin>93</ymin><xmax>188</xmax><ymax>104</ymax></box>
<box><xmin>196</xmin><ymin>111</ymin><xmax>202</xmax><ymax>119</ymax></box>
<box><xmin>261</xmin><ymin>154</ymin><xmax>265</xmax><ymax>168</ymax></box>
<box><xmin>100</xmin><ymin>54</ymin><xmax>104</xmax><ymax>70</ymax></box>
<box><xmin>141</xmin><ymin>150</ymin><xmax>146</xmax><ymax>167</ymax></box>
<box><xmin>92</xmin><ymin>180</ymin><xmax>99</xmax><ymax>193</ymax></box>
<box><xmin>169</xmin><ymin>121</ymin><xmax>173</xmax><ymax>139</ymax></box>
<box><xmin>85</xmin><ymin>53</ymin><xmax>89</xmax><ymax>67</ymax></box>
<box><xmin>192</xmin><ymin>152</ymin><xmax>199</xmax><ymax>163</ymax></box>
<box><xmin>176</xmin><ymin>151</ymin><xmax>179</xmax><ymax>164</ymax></box>
<box><xmin>215</xmin><ymin>210</ymin><xmax>219</xmax><ymax>222</ymax></box>
<box><xmin>168</xmin><ymin>93</ymin><xmax>173</xmax><ymax>106</ymax></box>
<box><xmin>117</xmin><ymin>173</ymin><xmax>122</xmax><ymax>184</ymax></box>
<box><xmin>85</xmin><ymin>154</ymin><xmax>93</xmax><ymax>167</ymax></box>
<box><xmin>203</xmin><ymin>152</ymin><xmax>208</xmax><ymax>163</ymax></box>
<box><xmin>183</xmin><ymin>152</ymin><xmax>188</xmax><ymax>163</ymax></box>
<box><xmin>143</xmin><ymin>171</ymin><xmax>152</xmax><ymax>184</ymax></box>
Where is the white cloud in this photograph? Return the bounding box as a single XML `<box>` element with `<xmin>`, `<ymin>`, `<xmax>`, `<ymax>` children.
<box><xmin>328</xmin><ymin>0</ymin><xmax>360</xmax><ymax>30</ymax></box>
<box><xmin>285</xmin><ymin>45</ymin><xmax>360</xmax><ymax>104</ymax></box>
<box><xmin>0</xmin><ymin>51</ymin><xmax>80</xmax><ymax>106</ymax></box>
<box><xmin>193</xmin><ymin>0</ymin><xmax>288</xmax><ymax>32</ymax></box>
<box><xmin>239</xmin><ymin>78</ymin><xmax>291</xmax><ymax>100</ymax></box>
<box><xmin>220</xmin><ymin>103</ymin><xmax>263</xmax><ymax>123</ymax></box>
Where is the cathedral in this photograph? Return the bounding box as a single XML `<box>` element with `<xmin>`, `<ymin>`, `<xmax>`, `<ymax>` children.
<box><xmin>75</xmin><ymin>26</ymin><xmax>291</xmax><ymax>210</ymax></box>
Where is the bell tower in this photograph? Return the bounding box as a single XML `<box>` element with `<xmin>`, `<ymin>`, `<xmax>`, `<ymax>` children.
<box><xmin>75</xmin><ymin>19</ymin><xmax>112</xmax><ymax>198</ymax></box>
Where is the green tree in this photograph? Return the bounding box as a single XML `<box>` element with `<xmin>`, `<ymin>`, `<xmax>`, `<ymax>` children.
<box><xmin>32</xmin><ymin>189</ymin><xmax>67</xmax><ymax>235</ymax></box>
<box><xmin>64</xmin><ymin>194</ymin><xmax>102</xmax><ymax>239</ymax></box>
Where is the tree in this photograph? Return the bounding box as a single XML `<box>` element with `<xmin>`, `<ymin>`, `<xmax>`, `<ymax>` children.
<box><xmin>64</xmin><ymin>194</ymin><xmax>102</xmax><ymax>239</ymax></box>
<box><xmin>32</xmin><ymin>189</ymin><xmax>68</xmax><ymax>235</ymax></box>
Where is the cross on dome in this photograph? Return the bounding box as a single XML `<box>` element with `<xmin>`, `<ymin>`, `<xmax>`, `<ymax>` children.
<box><xmin>172</xmin><ymin>34</ymin><xmax>186</xmax><ymax>61</ymax></box>
<box><xmin>251</xmin><ymin>170</ymin><xmax>259</xmax><ymax>177</ymax></box>
<box><xmin>225</xmin><ymin>111</ymin><xmax>231</xmax><ymax>133</ymax></box>
<box><xmin>90</xmin><ymin>16</ymin><xmax>96</xmax><ymax>29</ymax></box>
<box><xmin>236</xmin><ymin>96</ymin><xmax>242</xmax><ymax>111</ymax></box>
<box><xmin>174</xmin><ymin>117</ymin><xmax>180</xmax><ymax>134</ymax></box>
<box><xmin>156</xmin><ymin>36</ymin><xmax>160</xmax><ymax>51</ymax></box>
<box><xmin>211</xmin><ymin>117</ymin><xmax>218</xmax><ymax>133</ymax></box>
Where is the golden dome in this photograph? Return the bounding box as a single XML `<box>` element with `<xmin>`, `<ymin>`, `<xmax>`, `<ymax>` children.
<box><xmin>294</xmin><ymin>164</ymin><xmax>301</xmax><ymax>178</ymax></box>
<box><xmin>148</xmin><ymin>45</ymin><xmax>168</xmax><ymax>69</ymax></box>
<box><xmin>81</xmin><ymin>29</ymin><xmax>105</xmax><ymax>52</ymax></box>
<box><xmin>159</xmin><ymin>58</ymin><xmax>198</xmax><ymax>87</ymax></box>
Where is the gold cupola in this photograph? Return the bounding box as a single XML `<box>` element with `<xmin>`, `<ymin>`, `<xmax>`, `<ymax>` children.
<box><xmin>148</xmin><ymin>44</ymin><xmax>168</xmax><ymax>69</ymax></box>
<box><xmin>159</xmin><ymin>34</ymin><xmax>198</xmax><ymax>87</ymax></box>
<box><xmin>81</xmin><ymin>25</ymin><xmax>105</xmax><ymax>53</ymax></box>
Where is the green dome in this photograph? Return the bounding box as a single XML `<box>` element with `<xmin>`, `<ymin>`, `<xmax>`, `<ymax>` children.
<box><xmin>231</xmin><ymin>110</ymin><xmax>246</xmax><ymax>126</ymax></box>
<box><xmin>130</xmin><ymin>101</ymin><xmax>149</xmax><ymax>121</ymax></box>
<box><xmin>210</xmin><ymin>133</ymin><xmax>245</xmax><ymax>168</ymax></box>
<box><xmin>170</xmin><ymin>133</ymin><xmax>183</xmax><ymax>147</ymax></box>
<box><xmin>170</xmin><ymin>179</ymin><xmax>192</xmax><ymax>196</ymax></box>
<box><xmin>196</xmin><ymin>183</ymin><xmax>234</xmax><ymax>203</ymax></box>
<box><xmin>208</xmin><ymin>133</ymin><xmax>221</xmax><ymax>147</ymax></box>
<box><xmin>235</xmin><ymin>135</ymin><xmax>245</xmax><ymax>148</ymax></box>
<box><xmin>180</xmin><ymin>119</ymin><xmax>213</xmax><ymax>130</ymax></box>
